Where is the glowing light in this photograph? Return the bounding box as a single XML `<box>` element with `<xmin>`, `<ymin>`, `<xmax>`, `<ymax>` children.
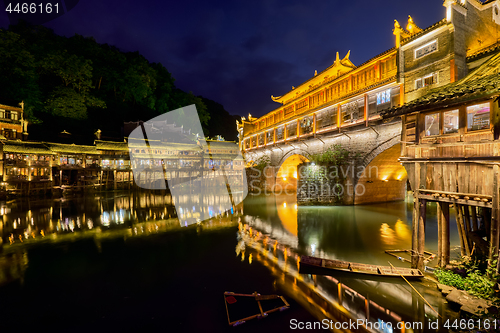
<box><xmin>282</xmin><ymin>177</ymin><xmax>287</xmax><ymax>181</ymax></box>
<box><xmin>293</xmin><ymin>171</ymin><xmax>297</xmax><ymax>178</ymax></box>
<box><xmin>283</xmin><ymin>202</ymin><xmax>287</xmax><ymax>208</ymax></box>
<box><xmin>382</xmin><ymin>176</ymin><xmax>388</xmax><ymax>182</ymax></box>
<box><xmin>294</xmin><ymin>204</ymin><xmax>297</xmax><ymax>209</ymax></box>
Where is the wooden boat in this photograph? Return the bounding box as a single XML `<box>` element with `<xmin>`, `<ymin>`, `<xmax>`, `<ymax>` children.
<box><xmin>224</xmin><ymin>291</ymin><xmax>290</xmax><ymax>326</ymax></box>
<box><xmin>299</xmin><ymin>255</ymin><xmax>424</xmax><ymax>279</ymax></box>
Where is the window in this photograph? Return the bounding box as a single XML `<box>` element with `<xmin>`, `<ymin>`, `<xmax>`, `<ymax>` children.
<box><xmin>415</xmin><ymin>79</ymin><xmax>422</xmax><ymax>90</ymax></box>
<box><xmin>300</xmin><ymin>116</ymin><xmax>313</xmax><ymax>135</ymax></box>
<box><xmin>443</xmin><ymin>110</ymin><xmax>459</xmax><ymax>134</ymax></box>
<box><xmin>286</xmin><ymin>122</ymin><xmax>297</xmax><ymax>137</ymax></box>
<box><xmin>276</xmin><ymin>126</ymin><xmax>284</xmax><ymax>141</ymax></box>
<box><xmin>376</xmin><ymin>89</ymin><xmax>391</xmax><ymax>105</ymax></box>
<box><xmin>415</xmin><ymin>73</ymin><xmax>438</xmax><ymax>90</ymax></box>
<box><xmin>425</xmin><ymin>113</ymin><xmax>440</xmax><ymax>136</ymax></box>
<box><xmin>424</xmin><ymin>74</ymin><xmax>437</xmax><ymax>86</ymax></box>
<box><xmin>11</xmin><ymin>112</ymin><xmax>18</xmax><ymax>120</ymax></box>
<box><xmin>415</xmin><ymin>40</ymin><xmax>438</xmax><ymax>59</ymax></box>
<box><xmin>467</xmin><ymin>102</ymin><xmax>490</xmax><ymax>131</ymax></box>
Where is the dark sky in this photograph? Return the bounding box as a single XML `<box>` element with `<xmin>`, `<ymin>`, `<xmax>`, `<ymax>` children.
<box><xmin>0</xmin><ymin>0</ymin><xmax>445</xmax><ymax>117</ymax></box>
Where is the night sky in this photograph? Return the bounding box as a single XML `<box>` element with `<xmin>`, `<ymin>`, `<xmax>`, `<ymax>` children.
<box><xmin>0</xmin><ymin>0</ymin><xmax>445</xmax><ymax>117</ymax></box>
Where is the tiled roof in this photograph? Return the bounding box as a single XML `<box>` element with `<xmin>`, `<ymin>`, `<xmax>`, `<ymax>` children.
<box><xmin>383</xmin><ymin>50</ymin><xmax>500</xmax><ymax>117</ymax></box>
<box><xmin>44</xmin><ymin>143</ymin><xmax>99</xmax><ymax>155</ymax></box>
<box><xmin>3</xmin><ymin>141</ymin><xmax>54</xmax><ymax>155</ymax></box>
<box><xmin>95</xmin><ymin>140</ymin><xmax>129</xmax><ymax>151</ymax></box>
<box><xmin>400</xmin><ymin>19</ymin><xmax>447</xmax><ymax>46</ymax></box>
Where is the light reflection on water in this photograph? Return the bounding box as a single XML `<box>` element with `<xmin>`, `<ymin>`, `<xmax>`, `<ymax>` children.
<box><xmin>0</xmin><ymin>191</ymin><xmax>241</xmax><ymax>287</ymax></box>
<box><xmin>241</xmin><ymin>192</ymin><xmax>463</xmax><ymax>332</ymax></box>
<box><xmin>0</xmin><ymin>190</ymin><xmax>462</xmax><ymax>331</ymax></box>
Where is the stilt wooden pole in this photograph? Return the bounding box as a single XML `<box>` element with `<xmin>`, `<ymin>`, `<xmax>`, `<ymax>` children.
<box><xmin>463</xmin><ymin>205</ymin><xmax>471</xmax><ymax>235</ymax></box>
<box><xmin>417</xmin><ymin>199</ymin><xmax>427</xmax><ymax>271</ymax></box>
<box><xmin>412</xmin><ymin>196</ymin><xmax>420</xmax><ymax>269</ymax></box>
<box><xmin>438</xmin><ymin>202</ymin><xmax>450</xmax><ymax>267</ymax></box>
<box><xmin>471</xmin><ymin>206</ymin><xmax>479</xmax><ymax>232</ymax></box>
<box><xmin>455</xmin><ymin>203</ymin><xmax>471</xmax><ymax>256</ymax></box>
<box><xmin>489</xmin><ymin>165</ymin><xmax>499</xmax><ymax>271</ymax></box>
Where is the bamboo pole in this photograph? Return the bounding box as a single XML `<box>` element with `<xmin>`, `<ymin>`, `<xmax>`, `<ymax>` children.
<box><xmin>388</xmin><ymin>262</ymin><xmax>441</xmax><ymax>318</ymax></box>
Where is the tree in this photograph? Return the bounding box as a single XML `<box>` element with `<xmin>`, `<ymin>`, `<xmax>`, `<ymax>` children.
<box><xmin>40</xmin><ymin>51</ymin><xmax>105</xmax><ymax>119</ymax></box>
<box><xmin>0</xmin><ymin>29</ymin><xmax>41</xmax><ymax>122</ymax></box>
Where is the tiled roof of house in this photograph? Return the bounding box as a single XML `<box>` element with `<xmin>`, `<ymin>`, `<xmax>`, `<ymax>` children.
<box><xmin>383</xmin><ymin>50</ymin><xmax>500</xmax><ymax>117</ymax></box>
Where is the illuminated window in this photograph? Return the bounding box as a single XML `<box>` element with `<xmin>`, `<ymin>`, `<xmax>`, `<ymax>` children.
<box><xmin>467</xmin><ymin>102</ymin><xmax>490</xmax><ymax>131</ymax></box>
<box><xmin>415</xmin><ymin>40</ymin><xmax>438</xmax><ymax>59</ymax></box>
<box><xmin>415</xmin><ymin>79</ymin><xmax>422</xmax><ymax>90</ymax></box>
<box><xmin>424</xmin><ymin>113</ymin><xmax>440</xmax><ymax>136</ymax></box>
<box><xmin>443</xmin><ymin>110</ymin><xmax>459</xmax><ymax>134</ymax></box>
<box><xmin>376</xmin><ymin>89</ymin><xmax>391</xmax><ymax>105</ymax></box>
<box><xmin>276</xmin><ymin>126</ymin><xmax>284</xmax><ymax>140</ymax></box>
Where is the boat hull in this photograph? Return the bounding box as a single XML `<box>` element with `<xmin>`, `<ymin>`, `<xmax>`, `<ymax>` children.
<box><xmin>299</xmin><ymin>255</ymin><xmax>424</xmax><ymax>280</ymax></box>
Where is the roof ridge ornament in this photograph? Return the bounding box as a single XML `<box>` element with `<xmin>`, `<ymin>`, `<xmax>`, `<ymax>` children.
<box><xmin>406</xmin><ymin>15</ymin><xmax>423</xmax><ymax>35</ymax></box>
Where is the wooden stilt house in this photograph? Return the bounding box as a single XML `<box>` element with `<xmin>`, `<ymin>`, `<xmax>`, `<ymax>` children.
<box><xmin>383</xmin><ymin>50</ymin><xmax>500</xmax><ymax>271</ymax></box>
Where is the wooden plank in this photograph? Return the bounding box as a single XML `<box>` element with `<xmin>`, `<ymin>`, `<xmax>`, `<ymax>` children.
<box><xmin>426</xmin><ymin>163</ymin><xmax>434</xmax><ymax>190</ymax></box>
<box><xmin>419</xmin><ymin>189</ymin><xmax>492</xmax><ymax>199</ymax></box>
<box><xmin>449</xmin><ymin>164</ymin><xmax>457</xmax><ymax>193</ymax></box>
<box><xmin>417</xmin><ymin>194</ymin><xmax>492</xmax><ymax>208</ymax></box>
<box><xmin>443</xmin><ymin>164</ymin><xmax>451</xmax><ymax>192</ymax></box>
<box><xmin>436</xmin><ymin>163</ymin><xmax>444</xmax><ymax>192</ymax></box>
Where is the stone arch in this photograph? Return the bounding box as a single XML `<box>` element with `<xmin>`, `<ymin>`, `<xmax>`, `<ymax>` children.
<box><xmin>274</xmin><ymin>150</ymin><xmax>311</xmax><ymax>192</ymax></box>
<box><xmin>276</xmin><ymin>148</ymin><xmax>311</xmax><ymax>169</ymax></box>
<box><xmin>354</xmin><ymin>139</ymin><xmax>407</xmax><ymax>205</ymax></box>
<box><xmin>360</xmin><ymin>134</ymin><xmax>400</xmax><ymax>170</ymax></box>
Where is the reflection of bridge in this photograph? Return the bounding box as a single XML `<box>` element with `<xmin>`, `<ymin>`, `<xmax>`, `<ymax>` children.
<box><xmin>239</xmin><ymin>224</ymin><xmax>445</xmax><ymax>332</ymax></box>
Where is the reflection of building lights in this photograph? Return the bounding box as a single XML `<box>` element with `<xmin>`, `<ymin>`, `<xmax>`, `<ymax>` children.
<box><xmin>293</xmin><ymin>171</ymin><xmax>297</xmax><ymax>178</ymax></box>
<box><xmin>294</xmin><ymin>204</ymin><xmax>297</xmax><ymax>209</ymax></box>
<box><xmin>282</xmin><ymin>177</ymin><xmax>286</xmax><ymax>181</ymax></box>
<box><xmin>283</xmin><ymin>202</ymin><xmax>286</xmax><ymax>208</ymax></box>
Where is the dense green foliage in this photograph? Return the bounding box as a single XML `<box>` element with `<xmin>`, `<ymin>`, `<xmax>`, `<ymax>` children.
<box><xmin>0</xmin><ymin>22</ymin><xmax>237</xmax><ymax>142</ymax></box>
<box><xmin>435</xmin><ymin>269</ymin><xmax>466</xmax><ymax>290</ymax></box>
<box><xmin>435</xmin><ymin>256</ymin><xmax>500</xmax><ymax>300</ymax></box>
<box><xmin>251</xmin><ymin>155</ymin><xmax>270</xmax><ymax>172</ymax></box>
<box><xmin>309</xmin><ymin>144</ymin><xmax>350</xmax><ymax>165</ymax></box>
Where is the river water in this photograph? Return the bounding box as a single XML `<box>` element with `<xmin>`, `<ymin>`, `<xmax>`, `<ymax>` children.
<box><xmin>0</xmin><ymin>191</ymin><xmax>460</xmax><ymax>332</ymax></box>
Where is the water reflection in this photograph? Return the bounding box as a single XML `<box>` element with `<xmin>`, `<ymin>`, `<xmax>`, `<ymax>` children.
<box><xmin>241</xmin><ymin>193</ymin><xmax>461</xmax><ymax>332</ymax></box>
<box><xmin>0</xmin><ymin>191</ymin><xmax>242</xmax><ymax>286</ymax></box>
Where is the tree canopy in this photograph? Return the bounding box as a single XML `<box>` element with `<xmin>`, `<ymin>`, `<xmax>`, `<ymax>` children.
<box><xmin>0</xmin><ymin>22</ymin><xmax>238</xmax><ymax>143</ymax></box>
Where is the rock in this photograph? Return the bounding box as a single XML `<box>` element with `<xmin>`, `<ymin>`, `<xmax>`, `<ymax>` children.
<box><xmin>437</xmin><ymin>283</ymin><xmax>454</xmax><ymax>295</ymax></box>
<box><xmin>460</xmin><ymin>298</ymin><xmax>492</xmax><ymax>316</ymax></box>
<box><xmin>446</xmin><ymin>289</ymin><xmax>493</xmax><ymax>316</ymax></box>
<box><xmin>446</xmin><ymin>289</ymin><xmax>470</xmax><ymax>305</ymax></box>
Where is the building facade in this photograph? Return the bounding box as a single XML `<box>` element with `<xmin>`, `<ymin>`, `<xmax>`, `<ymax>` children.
<box><xmin>238</xmin><ymin>0</ymin><xmax>500</xmax><ymax>153</ymax></box>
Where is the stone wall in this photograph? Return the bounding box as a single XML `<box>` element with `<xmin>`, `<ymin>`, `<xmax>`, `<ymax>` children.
<box><xmin>297</xmin><ymin>162</ymin><xmax>355</xmax><ymax>206</ymax></box>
